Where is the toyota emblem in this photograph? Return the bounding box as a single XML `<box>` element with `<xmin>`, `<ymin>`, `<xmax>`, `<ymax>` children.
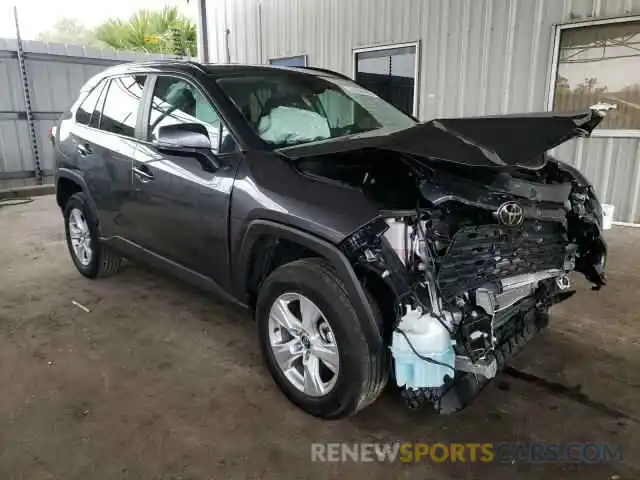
<box><xmin>496</xmin><ymin>201</ymin><xmax>524</xmax><ymax>226</ymax></box>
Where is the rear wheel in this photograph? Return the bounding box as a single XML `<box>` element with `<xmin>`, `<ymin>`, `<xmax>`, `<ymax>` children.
<box><xmin>63</xmin><ymin>192</ymin><xmax>121</xmax><ymax>278</ymax></box>
<box><xmin>256</xmin><ymin>258</ymin><xmax>389</xmax><ymax>419</ymax></box>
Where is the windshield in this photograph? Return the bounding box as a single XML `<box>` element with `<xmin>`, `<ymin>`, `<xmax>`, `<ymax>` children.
<box><xmin>216</xmin><ymin>72</ymin><xmax>416</xmax><ymax>148</ymax></box>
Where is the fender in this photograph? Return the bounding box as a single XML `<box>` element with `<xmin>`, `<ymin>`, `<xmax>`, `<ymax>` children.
<box><xmin>235</xmin><ymin>219</ymin><xmax>384</xmax><ymax>351</ymax></box>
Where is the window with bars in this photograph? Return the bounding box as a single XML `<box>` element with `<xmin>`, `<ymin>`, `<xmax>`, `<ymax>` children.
<box><xmin>269</xmin><ymin>55</ymin><xmax>307</xmax><ymax>67</ymax></box>
<box><xmin>552</xmin><ymin>19</ymin><xmax>640</xmax><ymax>131</ymax></box>
<box><xmin>354</xmin><ymin>44</ymin><xmax>417</xmax><ymax>117</ymax></box>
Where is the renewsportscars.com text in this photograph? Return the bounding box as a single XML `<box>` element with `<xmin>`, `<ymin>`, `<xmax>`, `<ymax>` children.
<box><xmin>310</xmin><ymin>442</ymin><xmax>623</xmax><ymax>464</ymax></box>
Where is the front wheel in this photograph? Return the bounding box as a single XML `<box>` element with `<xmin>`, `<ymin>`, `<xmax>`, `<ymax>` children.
<box><xmin>256</xmin><ymin>258</ymin><xmax>389</xmax><ymax>419</ymax></box>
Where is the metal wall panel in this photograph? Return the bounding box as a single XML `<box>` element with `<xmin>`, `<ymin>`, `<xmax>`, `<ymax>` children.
<box><xmin>0</xmin><ymin>39</ymin><xmax>175</xmax><ymax>188</ymax></box>
<box><xmin>553</xmin><ymin>137</ymin><xmax>640</xmax><ymax>223</ymax></box>
<box><xmin>0</xmin><ymin>41</ymin><xmax>25</xmax><ymax>113</ymax></box>
<box><xmin>0</xmin><ymin>120</ymin><xmax>31</xmax><ymax>188</ymax></box>
<box><xmin>205</xmin><ymin>0</ymin><xmax>640</xmax><ymax>222</ymax></box>
<box><xmin>216</xmin><ymin>0</ymin><xmax>640</xmax><ymax>118</ymax></box>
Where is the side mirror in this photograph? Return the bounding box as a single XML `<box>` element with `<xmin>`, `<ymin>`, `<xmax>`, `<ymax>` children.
<box><xmin>154</xmin><ymin>123</ymin><xmax>212</xmax><ymax>150</ymax></box>
<box><xmin>153</xmin><ymin>123</ymin><xmax>219</xmax><ymax>171</ymax></box>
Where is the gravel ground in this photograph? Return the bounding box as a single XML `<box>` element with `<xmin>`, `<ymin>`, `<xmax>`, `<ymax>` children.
<box><xmin>1</xmin><ymin>195</ymin><xmax>639</xmax><ymax>480</ymax></box>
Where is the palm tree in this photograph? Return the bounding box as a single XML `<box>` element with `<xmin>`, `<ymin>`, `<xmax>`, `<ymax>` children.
<box><xmin>95</xmin><ymin>6</ymin><xmax>196</xmax><ymax>56</ymax></box>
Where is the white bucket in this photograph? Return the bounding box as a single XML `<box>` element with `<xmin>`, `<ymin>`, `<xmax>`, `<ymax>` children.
<box><xmin>602</xmin><ymin>204</ymin><xmax>614</xmax><ymax>230</ymax></box>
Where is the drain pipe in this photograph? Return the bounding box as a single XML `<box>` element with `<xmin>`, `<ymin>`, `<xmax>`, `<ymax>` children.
<box><xmin>13</xmin><ymin>7</ymin><xmax>43</xmax><ymax>185</ymax></box>
<box><xmin>195</xmin><ymin>0</ymin><xmax>210</xmax><ymax>63</ymax></box>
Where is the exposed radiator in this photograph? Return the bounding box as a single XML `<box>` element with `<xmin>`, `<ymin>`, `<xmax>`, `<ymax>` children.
<box><xmin>436</xmin><ymin>222</ymin><xmax>568</xmax><ymax>300</ymax></box>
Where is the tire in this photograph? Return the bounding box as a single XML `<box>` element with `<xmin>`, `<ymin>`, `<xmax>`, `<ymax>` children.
<box><xmin>63</xmin><ymin>192</ymin><xmax>121</xmax><ymax>279</ymax></box>
<box><xmin>256</xmin><ymin>258</ymin><xmax>389</xmax><ymax>419</ymax></box>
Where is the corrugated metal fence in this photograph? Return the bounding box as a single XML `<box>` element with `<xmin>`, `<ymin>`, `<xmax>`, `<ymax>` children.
<box><xmin>205</xmin><ymin>0</ymin><xmax>640</xmax><ymax>223</ymax></box>
<box><xmin>0</xmin><ymin>38</ymin><xmax>175</xmax><ymax>189</ymax></box>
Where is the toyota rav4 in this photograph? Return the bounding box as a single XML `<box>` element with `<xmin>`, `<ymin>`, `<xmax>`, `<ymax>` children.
<box><xmin>53</xmin><ymin>61</ymin><xmax>607</xmax><ymax>419</ymax></box>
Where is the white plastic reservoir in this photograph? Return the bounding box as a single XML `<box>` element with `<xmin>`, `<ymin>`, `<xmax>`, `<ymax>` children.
<box><xmin>390</xmin><ymin>308</ymin><xmax>455</xmax><ymax>389</ymax></box>
<box><xmin>384</xmin><ymin>219</ymin><xmax>411</xmax><ymax>264</ymax></box>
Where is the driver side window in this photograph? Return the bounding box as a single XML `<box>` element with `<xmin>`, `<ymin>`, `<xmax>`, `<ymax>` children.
<box><xmin>148</xmin><ymin>76</ymin><xmax>236</xmax><ymax>154</ymax></box>
<box><xmin>316</xmin><ymin>89</ymin><xmax>381</xmax><ymax>132</ymax></box>
<box><xmin>316</xmin><ymin>90</ymin><xmax>354</xmax><ymax>129</ymax></box>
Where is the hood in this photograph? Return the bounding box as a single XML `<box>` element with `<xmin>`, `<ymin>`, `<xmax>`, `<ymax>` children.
<box><xmin>281</xmin><ymin>110</ymin><xmax>603</xmax><ymax>169</ymax></box>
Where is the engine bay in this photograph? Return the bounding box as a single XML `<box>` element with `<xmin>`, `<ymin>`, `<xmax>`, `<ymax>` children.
<box><xmin>342</xmin><ymin>209</ymin><xmax>588</xmax><ymax>412</ymax></box>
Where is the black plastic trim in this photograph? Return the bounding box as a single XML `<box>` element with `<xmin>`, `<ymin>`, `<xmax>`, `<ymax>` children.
<box><xmin>235</xmin><ymin>219</ymin><xmax>383</xmax><ymax>350</ymax></box>
<box><xmin>102</xmin><ymin>236</ymin><xmax>250</xmax><ymax>311</ymax></box>
<box><xmin>55</xmin><ymin>168</ymin><xmax>100</xmax><ymax>223</ymax></box>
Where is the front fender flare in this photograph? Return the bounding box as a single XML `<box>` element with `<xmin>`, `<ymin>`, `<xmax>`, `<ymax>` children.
<box><xmin>235</xmin><ymin>219</ymin><xmax>383</xmax><ymax>351</ymax></box>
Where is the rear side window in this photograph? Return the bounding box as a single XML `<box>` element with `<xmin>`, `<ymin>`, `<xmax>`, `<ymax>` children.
<box><xmin>75</xmin><ymin>80</ymin><xmax>106</xmax><ymax>126</ymax></box>
<box><xmin>99</xmin><ymin>75</ymin><xmax>146</xmax><ymax>137</ymax></box>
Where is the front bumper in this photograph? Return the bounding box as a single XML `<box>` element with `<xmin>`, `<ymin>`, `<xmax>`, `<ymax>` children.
<box><xmin>401</xmin><ymin>281</ymin><xmax>575</xmax><ymax>414</ymax></box>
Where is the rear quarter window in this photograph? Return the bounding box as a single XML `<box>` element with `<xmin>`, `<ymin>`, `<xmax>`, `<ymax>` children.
<box><xmin>75</xmin><ymin>80</ymin><xmax>106</xmax><ymax>126</ymax></box>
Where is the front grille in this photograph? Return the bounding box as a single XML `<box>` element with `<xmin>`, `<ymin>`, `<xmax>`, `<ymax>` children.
<box><xmin>436</xmin><ymin>222</ymin><xmax>567</xmax><ymax>300</ymax></box>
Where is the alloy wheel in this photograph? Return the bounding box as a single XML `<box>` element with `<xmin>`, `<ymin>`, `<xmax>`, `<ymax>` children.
<box><xmin>68</xmin><ymin>207</ymin><xmax>92</xmax><ymax>266</ymax></box>
<box><xmin>267</xmin><ymin>292</ymin><xmax>340</xmax><ymax>397</ymax></box>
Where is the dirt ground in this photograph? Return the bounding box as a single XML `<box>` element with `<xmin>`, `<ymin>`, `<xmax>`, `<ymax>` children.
<box><xmin>1</xmin><ymin>195</ymin><xmax>639</xmax><ymax>480</ymax></box>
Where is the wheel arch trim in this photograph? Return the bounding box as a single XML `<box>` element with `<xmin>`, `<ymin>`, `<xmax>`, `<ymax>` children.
<box><xmin>56</xmin><ymin>168</ymin><xmax>102</xmax><ymax>233</ymax></box>
<box><xmin>235</xmin><ymin>219</ymin><xmax>383</xmax><ymax>351</ymax></box>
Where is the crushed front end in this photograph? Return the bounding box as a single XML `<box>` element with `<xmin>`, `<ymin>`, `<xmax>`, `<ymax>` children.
<box><xmin>339</xmin><ymin>156</ymin><xmax>607</xmax><ymax>414</ymax></box>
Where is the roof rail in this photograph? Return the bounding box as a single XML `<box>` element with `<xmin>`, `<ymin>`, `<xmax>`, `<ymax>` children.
<box><xmin>119</xmin><ymin>59</ymin><xmax>207</xmax><ymax>73</ymax></box>
<box><xmin>294</xmin><ymin>66</ymin><xmax>353</xmax><ymax>81</ymax></box>
<box><xmin>176</xmin><ymin>59</ymin><xmax>208</xmax><ymax>73</ymax></box>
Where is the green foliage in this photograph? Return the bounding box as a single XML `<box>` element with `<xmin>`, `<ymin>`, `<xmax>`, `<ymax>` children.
<box><xmin>37</xmin><ymin>7</ymin><xmax>197</xmax><ymax>56</ymax></box>
<box><xmin>94</xmin><ymin>6</ymin><xmax>197</xmax><ymax>56</ymax></box>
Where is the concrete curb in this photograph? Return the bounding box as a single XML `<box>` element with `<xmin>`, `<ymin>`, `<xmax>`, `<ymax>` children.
<box><xmin>0</xmin><ymin>184</ymin><xmax>55</xmax><ymax>200</ymax></box>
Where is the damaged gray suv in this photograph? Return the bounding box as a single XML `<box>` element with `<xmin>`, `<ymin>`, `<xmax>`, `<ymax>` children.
<box><xmin>53</xmin><ymin>61</ymin><xmax>607</xmax><ymax>419</ymax></box>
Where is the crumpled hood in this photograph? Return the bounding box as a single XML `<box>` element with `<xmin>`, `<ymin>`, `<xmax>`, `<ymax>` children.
<box><xmin>282</xmin><ymin>110</ymin><xmax>603</xmax><ymax>169</ymax></box>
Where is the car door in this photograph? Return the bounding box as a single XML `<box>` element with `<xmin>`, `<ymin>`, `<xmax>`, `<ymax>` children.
<box><xmin>126</xmin><ymin>74</ymin><xmax>241</xmax><ymax>285</ymax></box>
<box><xmin>78</xmin><ymin>74</ymin><xmax>147</xmax><ymax>239</ymax></box>
<box><xmin>62</xmin><ymin>77</ymin><xmax>107</xmax><ymax>179</ymax></box>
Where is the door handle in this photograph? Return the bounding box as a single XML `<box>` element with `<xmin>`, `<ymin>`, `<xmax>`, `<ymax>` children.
<box><xmin>76</xmin><ymin>143</ymin><xmax>92</xmax><ymax>156</ymax></box>
<box><xmin>132</xmin><ymin>165</ymin><xmax>154</xmax><ymax>183</ymax></box>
